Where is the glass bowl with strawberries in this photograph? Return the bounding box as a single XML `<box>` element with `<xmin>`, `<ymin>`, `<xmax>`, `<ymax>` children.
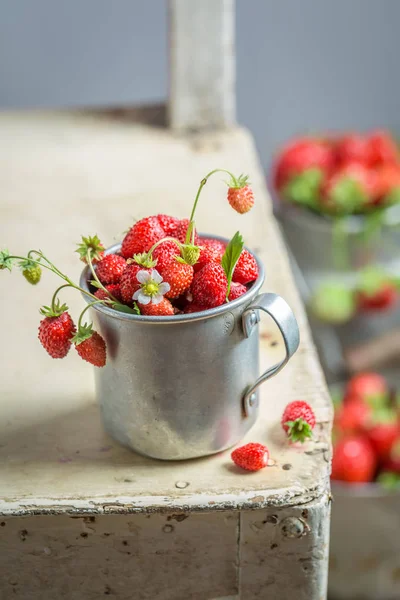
<box><xmin>329</xmin><ymin>371</ymin><xmax>400</xmax><ymax>600</ymax></box>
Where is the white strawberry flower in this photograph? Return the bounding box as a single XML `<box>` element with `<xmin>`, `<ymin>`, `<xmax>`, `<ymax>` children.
<box><xmin>133</xmin><ymin>269</ymin><xmax>170</xmax><ymax>305</ymax></box>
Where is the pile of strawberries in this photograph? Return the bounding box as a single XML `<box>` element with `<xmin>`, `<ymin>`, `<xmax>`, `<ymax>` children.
<box><xmin>332</xmin><ymin>372</ymin><xmax>400</xmax><ymax>490</ymax></box>
<box><xmin>0</xmin><ymin>169</ymin><xmax>258</xmax><ymax>369</ymax></box>
<box><xmin>273</xmin><ymin>130</ymin><xmax>400</xmax><ymax>215</ymax></box>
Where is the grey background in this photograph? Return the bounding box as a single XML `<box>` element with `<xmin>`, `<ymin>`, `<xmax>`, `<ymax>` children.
<box><xmin>1</xmin><ymin>0</ymin><xmax>399</xmax><ymax>170</ymax></box>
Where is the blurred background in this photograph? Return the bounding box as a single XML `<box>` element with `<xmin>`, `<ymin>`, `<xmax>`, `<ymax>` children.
<box><xmin>2</xmin><ymin>0</ymin><xmax>400</xmax><ymax>165</ymax></box>
<box><xmin>1</xmin><ymin>1</ymin><xmax>400</xmax><ymax>599</ymax></box>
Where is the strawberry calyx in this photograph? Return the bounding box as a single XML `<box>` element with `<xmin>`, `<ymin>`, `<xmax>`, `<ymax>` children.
<box><xmin>40</xmin><ymin>299</ymin><xmax>69</xmax><ymax>318</ymax></box>
<box><xmin>357</xmin><ymin>266</ymin><xmax>391</xmax><ymax>297</ymax></box>
<box><xmin>76</xmin><ymin>235</ymin><xmax>105</xmax><ymax>264</ymax></box>
<box><xmin>131</xmin><ymin>253</ymin><xmax>158</xmax><ymax>269</ymax></box>
<box><xmin>71</xmin><ymin>322</ymin><xmax>94</xmax><ymax>346</ymax></box>
<box><xmin>285</xmin><ymin>418</ymin><xmax>313</xmax><ymax>443</ymax></box>
<box><xmin>282</xmin><ymin>168</ymin><xmax>323</xmax><ymax>210</ymax></box>
<box><xmin>226</xmin><ymin>173</ymin><xmax>250</xmax><ymax>189</ymax></box>
<box><xmin>148</xmin><ymin>236</ymin><xmax>200</xmax><ymax>267</ymax></box>
<box><xmin>376</xmin><ymin>471</ymin><xmax>400</xmax><ymax>491</ymax></box>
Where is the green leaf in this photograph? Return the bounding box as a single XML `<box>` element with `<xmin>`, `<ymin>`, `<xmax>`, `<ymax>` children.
<box><xmin>90</xmin><ymin>279</ymin><xmax>103</xmax><ymax>289</ymax></box>
<box><xmin>222</xmin><ymin>231</ymin><xmax>244</xmax><ymax>299</ymax></box>
<box><xmin>111</xmin><ymin>302</ymin><xmax>141</xmax><ymax>315</ymax></box>
<box><xmin>0</xmin><ymin>249</ymin><xmax>15</xmax><ymax>272</ymax></box>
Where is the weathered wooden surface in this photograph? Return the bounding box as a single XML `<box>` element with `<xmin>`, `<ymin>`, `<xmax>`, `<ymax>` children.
<box><xmin>169</xmin><ymin>0</ymin><xmax>235</xmax><ymax>130</ymax></box>
<box><xmin>0</xmin><ymin>110</ymin><xmax>332</xmax><ymax>598</ymax></box>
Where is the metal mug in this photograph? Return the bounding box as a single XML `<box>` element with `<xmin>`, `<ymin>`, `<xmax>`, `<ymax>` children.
<box><xmin>80</xmin><ymin>238</ymin><xmax>300</xmax><ymax>460</ymax></box>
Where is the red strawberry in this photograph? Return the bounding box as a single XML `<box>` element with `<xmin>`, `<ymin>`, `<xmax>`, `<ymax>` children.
<box><xmin>231</xmin><ymin>442</ymin><xmax>270</xmax><ymax>471</ymax></box>
<box><xmin>367</xmin><ymin>130</ymin><xmax>399</xmax><ymax>167</ymax></box>
<box><xmin>322</xmin><ymin>163</ymin><xmax>375</xmax><ymax>213</ymax></box>
<box><xmin>228</xmin><ymin>282</ymin><xmax>247</xmax><ymax>301</ymax></box>
<box><xmin>274</xmin><ymin>138</ymin><xmax>334</xmax><ymax>190</ymax></box>
<box><xmin>331</xmin><ymin>436</ymin><xmax>376</xmax><ymax>483</ymax></box>
<box><xmin>232</xmin><ymin>249</ymin><xmax>258</xmax><ymax>285</ymax></box>
<box><xmin>281</xmin><ymin>400</ymin><xmax>316</xmax><ymax>443</ymax></box>
<box><xmin>121</xmin><ymin>216</ymin><xmax>165</xmax><ymax>259</ymax></box>
<box><xmin>199</xmin><ymin>237</ymin><xmax>227</xmax><ymax>256</ymax></box>
<box><xmin>367</xmin><ymin>410</ymin><xmax>399</xmax><ymax>460</ymax></box>
<box><xmin>75</xmin><ymin>331</ymin><xmax>106</xmax><ymax>367</ymax></box>
<box><xmin>227</xmin><ymin>175</ymin><xmax>254</xmax><ymax>214</ymax></box>
<box><xmin>194</xmin><ymin>245</ymin><xmax>221</xmax><ymax>273</ymax></box>
<box><xmin>183</xmin><ymin>302</ymin><xmax>209</xmax><ymax>314</ymax></box>
<box><xmin>335</xmin><ymin>133</ymin><xmax>370</xmax><ymax>166</ymax></box>
<box><xmin>139</xmin><ymin>297</ymin><xmax>174</xmax><ymax>316</ymax></box>
<box><xmin>156</xmin><ymin>214</ymin><xmax>179</xmax><ymax>237</ymax></box>
<box><xmin>357</xmin><ymin>283</ymin><xmax>398</xmax><ymax>313</ymax></box>
<box><xmin>96</xmin><ymin>254</ymin><xmax>126</xmax><ymax>285</ymax></box>
<box><xmin>152</xmin><ymin>240</ymin><xmax>179</xmax><ymax>271</ymax></box>
<box><xmin>120</xmin><ymin>262</ymin><xmax>151</xmax><ymax>304</ymax></box>
<box><xmin>38</xmin><ymin>310</ymin><xmax>76</xmax><ymax>359</ymax></box>
<box><xmin>161</xmin><ymin>260</ymin><xmax>194</xmax><ymax>298</ymax></box>
<box><xmin>94</xmin><ymin>284</ymin><xmax>123</xmax><ymax>303</ymax></box>
<box><xmin>191</xmin><ymin>263</ymin><xmax>228</xmax><ymax>308</ymax></box>
<box><xmin>175</xmin><ymin>219</ymin><xmax>200</xmax><ymax>245</ymax></box>
<box><xmin>334</xmin><ymin>397</ymin><xmax>371</xmax><ymax>434</ymax></box>
<box><xmin>371</xmin><ymin>164</ymin><xmax>400</xmax><ymax>204</ymax></box>
<box><xmin>345</xmin><ymin>372</ymin><xmax>388</xmax><ymax>405</ymax></box>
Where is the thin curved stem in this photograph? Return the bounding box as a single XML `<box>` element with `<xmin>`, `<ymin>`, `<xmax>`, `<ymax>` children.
<box><xmin>86</xmin><ymin>249</ymin><xmax>118</xmax><ymax>302</ymax></box>
<box><xmin>148</xmin><ymin>236</ymin><xmax>183</xmax><ymax>256</ymax></box>
<box><xmin>51</xmin><ymin>284</ymin><xmax>73</xmax><ymax>311</ymax></box>
<box><xmin>77</xmin><ymin>300</ymin><xmax>103</xmax><ymax>330</ymax></box>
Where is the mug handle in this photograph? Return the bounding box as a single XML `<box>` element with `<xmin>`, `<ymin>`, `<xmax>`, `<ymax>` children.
<box><xmin>242</xmin><ymin>293</ymin><xmax>300</xmax><ymax>416</ymax></box>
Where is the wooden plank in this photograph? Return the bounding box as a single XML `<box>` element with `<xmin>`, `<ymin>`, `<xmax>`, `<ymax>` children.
<box><xmin>169</xmin><ymin>0</ymin><xmax>235</xmax><ymax>130</ymax></box>
<box><xmin>0</xmin><ymin>110</ymin><xmax>331</xmax><ymax>518</ymax></box>
<box><xmin>0</xmin><ymin>512</ymin><xmax>239</xmax><ymax>599</ymax></box>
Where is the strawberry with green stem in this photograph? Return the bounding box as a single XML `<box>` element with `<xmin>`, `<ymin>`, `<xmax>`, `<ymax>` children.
<box><xmin>72</xmin><ymin>301</ymin><xmax>107</xmax><ymax>367</ymax></box>
<box><xmin>281</xmin><ymin>400</ymin><xmax>316</xmax><ymax>443</ymax></box>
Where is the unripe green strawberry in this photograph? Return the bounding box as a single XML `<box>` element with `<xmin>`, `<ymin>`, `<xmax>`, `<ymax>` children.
<box><xmin>22</xmin><ymin>264</ymin><xmax>42</xmax><ymax>285</ymax></box>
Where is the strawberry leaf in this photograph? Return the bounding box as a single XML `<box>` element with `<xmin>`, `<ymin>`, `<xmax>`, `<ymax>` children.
<box><xmin>111</xmin><ymin>301</ymin><xmax>141</xmax><ymax>315</ymax></box>
<box><xmin>222</xmin><ymin>231</ymin><xmax>244</xmax><ymax>299</ymax></box>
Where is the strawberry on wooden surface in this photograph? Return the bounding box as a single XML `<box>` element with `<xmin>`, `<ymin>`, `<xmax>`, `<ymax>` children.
<box><xmin>231</xmin><ymin>443</ymin><xmax>270</xmax><ymax>472</ymax></box>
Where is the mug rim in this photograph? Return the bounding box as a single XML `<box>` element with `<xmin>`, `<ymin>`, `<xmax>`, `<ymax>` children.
<box><xmin>80</xmin><ymin>234</ymin><xmax>265</xmax><ymax>324</ymax></box>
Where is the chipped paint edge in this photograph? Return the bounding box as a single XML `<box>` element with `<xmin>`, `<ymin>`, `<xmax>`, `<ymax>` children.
<box><xmin>0</xmin><ymin>478</ymin><xmax>330</xmax><ymax>517</ymax></box>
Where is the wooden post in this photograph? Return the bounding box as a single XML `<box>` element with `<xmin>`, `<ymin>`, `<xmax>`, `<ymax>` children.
<box><xmin>169</xmin><ymin>0</ymin><xmax>236</xmax><ymax>131</ymax></box>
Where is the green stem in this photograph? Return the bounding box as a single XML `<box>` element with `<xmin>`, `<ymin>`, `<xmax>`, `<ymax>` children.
<box><xmin>187</xmin><ymin>168</ymin><xmax>236</xmax><ymax>244</ymax></box>
<box><xmin>148</xmin><ymin>236</ymin><xmax>183</xmax><ymax>256</ymax></box>
<box><xmin>77</xmin><ymin>300</ymin><xmax>103</xmax><ymax>331</ymax></box>
<box><xmin>51</xmin><ymin>284</ymin><xmax>73</xmax><ymax>311</ymax></box>
<box><xmin>86</xmin><ymin>249</ymin><xmax>118</xmax><ymax>302</ymax></box>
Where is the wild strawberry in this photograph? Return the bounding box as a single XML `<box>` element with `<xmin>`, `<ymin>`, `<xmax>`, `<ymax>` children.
<box><xmin>161</xmin><ymin>260</ymin><xmax>194</xmax><ymax>298</ymax></box>
<box><xmin>139</xmin><ymin>297</ymin><xmax>174</xmax><ymax>316</ymax></box>
<box><xmin>335</xmin><ymin>133</ymin><xmax>370</xmax><ymax>166</ymax></box>
<box><xmin>121</xmin><ymin>216</ymin><xmax>165</xmax><ymax>259</ymax></box>
<box><xmin>322</xmin><ymin>163</ymin><xmax>375</xmax><ymax>213</ymax></box>
<box><xmin>76</xmin><ymin>235</ymin><xmax>105</xmax><ymax>264</ymax></box>
<box><xmin>193</xmin><ymin>245</ymin><xmax>221</xmax><ymax>273</ymax></box>
<box><xmin>228</xmin><ymin>282</ymin><xmax>247</xmax><ymax>301</ymax></box>
<box><xmin>38</xmin><ymin>304</ymin><xmax>76</xmax><ymax>359</ymax></box>
<box><xmin>156</xmin><ymin>214</ymin><xmax>179</xmax><ymax>237</ymax></box>
<box><xmin>231</xmin><ymin>442</ymin><xmax>270</xmax><ymax>471</ymax></box>
<box><xmin>232</xmin><ymin>249</ymin><xmax>258</xmax><ymax>285</ymax></box>
<box><xmin>96</xmin><ymin>254</ymin><xmax>126</xmax><ymax>285</ymax></box>
<box><xmin>281</xmin><ymin>400</ymin><xmax>316</xmax><ymax>443</ymax></box>
<box><xmin>191</xmin><ymin>263</ymin><xmax>228</xmax><ymax>308</ymax></box>
<box><xmin>367</xmin><ymin>409</ymin><xmax>399</xmax><ymax>460</ymax></box>
<box><xmin>371</xmin><ymin>164</ymin><xmax>400</xmax><ymax>204</ymax></box>
<box><xmin>367</xmin><ymin>130</ymin><xmax>399</xmax><ymax>167</ymax></box>
<box><xmin>120</xmin><ymin>262</ymin><xmax>150</xmax><ymax>304</ymax></box>
<box><xmin>175</xmin><ymin>219</ymin><xmax>199</xmax><ymax>245</ymax></box>
<box><xmin>20</xmin><ymin>261</ymin><xmax>42</xmax><ymax>285</ymax></box>
<box><xmin>152</xmin><ymin>240</ymin><xmax>179</xmax><ymax>270</ymax></box>
<box><xmin>345</xmin><ymin>372</ymin><xmax>388</xmax><ymax>406</ymax></box>
<box><xmin>274</xmin><ymin>138</ymin><xmax>334</xmax><ymax>191</ymax></box>
<box><xmin>334</xmin><ymin>397</ymin><xmax>371</xmax><ymax>434</ymax></box>
<box><xmin>199</xmin><ymin>237</ymin><xmax>227</xmax><ymax>256</ymax></box>
<box><xmin>75</xmin><ymin>331</ymin><xmax>106</xmax><ymax>367</ymax></box>
<box><xmin>183</xmin><ymin>302</ymin><xmax>209</xmax><ymax>314</ymax></box>
<box><xmin>94</xmin><ymin>284</ymin><xmax>123</xmax><ymax>303</ymax></box>
<box><xmin>357</xmin><ymin>283</ymin><xmax>398</xmax><ymax>313</ymax></box>
<box><xmin>331</xmin><ymin>436</ymin><xmax>376</xmax><ymax>483</ymax></box>
<box><xmin>226</xmin><ymin>174</ymin><xmax>254</xmax><ymax>214</ymax></box>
